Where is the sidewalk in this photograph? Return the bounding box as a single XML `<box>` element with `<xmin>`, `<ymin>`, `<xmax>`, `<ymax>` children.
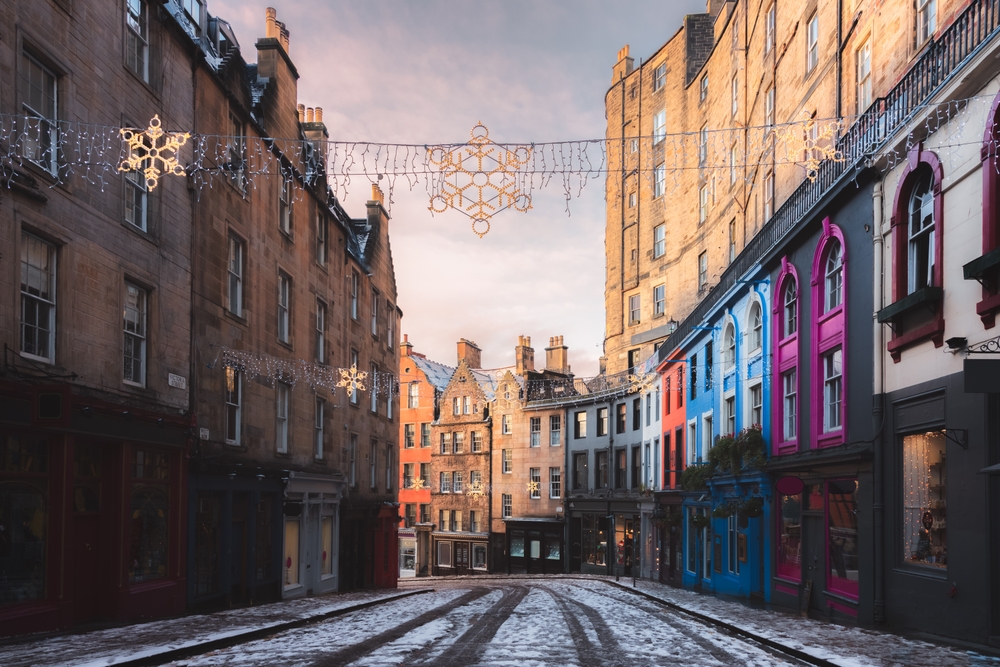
<box><xmin>617</xmin><ymin>577</ymin><xmax>1000</xmax><ymax>667</ymax></box>
<box><xmin>0</xmin><ymin>588</ymin><xmax>428</xmax><ymax>667</ymax></box>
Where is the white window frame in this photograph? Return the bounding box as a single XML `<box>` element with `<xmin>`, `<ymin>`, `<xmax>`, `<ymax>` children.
<box><xmin>687</xmin><ymin>419</ymin><xmax>698</xmax><ymax>465</ymax></box>
<box><xmin>370</xmin><ymin>363</ymin><xmax>378</xmax><ymax>413</ymax></box>
<box><xmin>20</xmin><ymin>232</ymin><xmax>56</xmax><ymax>363</ymax></box>
<box><xmin>453</xmin><ymin>432</ymin><xmax>464</xmax><ymax>454</ymax></box>
<box><xmin>917</xmin><ymin>0</ymin><xmax>936</xmax><ymax>45</ymax></box>
<box><xmin>370</xmin><ymin>290</ymin><xmax>379</xmax><ymax>338</ymax></box>
<box><xmin>279</xmin><ymin>179</ymin><xmax>293</xmax><ymax>235</ymax></box>
<box><xmin>126</xmin><ymin>0</ymin><xmax>149</xmax><ymax>82</ymax></box>
<box><xmin>699</xmin><ymin>184</ymin><xmax>709</xmax><ymax>224</ymax></box>
<box><xmin>823</xmin><ymin>349</ymin><xmax>843</xmax><ymax>432</ymax></box>
<box><xmin>723</xmin><ymin>321</ymin><xmax>735</xmax><ymax>373</ymax></box>
<box><xmin>731</xmin><ymin>74</ymin><xmax>739</xmax><ymax>117</ymax></box>
<box><xmin>349</xmin><ymin>349</ymin><xmax>359</xmax><ymax>404</ymax></box>
<box><xmin>350</xmin><ymin>270</ymin><xmax>359</xmax><ymax>320</ymax></box>
<box><xmin>654</xmin><ymin>284</ymin><xmax>665</xmax><ymax>316</ymax></box>
<box><xmin>124</xmin><ymin>166</ymin><xmax>148</xmax><ymax>232</ymax></box>
<box><xmin>502</xmin><ymin>414</ymin><xmax>512</xmax><ymax>434</ymax></box>
<box><xmin>629</xmin><ymin>294</ymin><xmax>641</xmax><ymax>324</ymax></box>
<box><xmin>315</xmin><ymin>299</ymin><xmax>326</xmax><ymax>363</ymax></box>
<box><xmin>276</xmin><ymin>382</ymin><xmax>290</xmax><ymax>453</ymax></box>
<box><xmin>225</xmin><ymin>366</ymin><xmax>241</xmax><ymax>445</ymax></box>
<box><xmin>749</xmin><ymin>382</ymin><xmax>763</xmax><ymax>427</ymax></box>
<box><xmin>702</xmin><ymin>412</ymin><xmax>714</xmax><ymax>460</ymax></box>
<box><xmin>314</xmin><ymin>397</ymin><xmax>325</xmax><ymax>459</ymax></box>
<box><xmin>530</xmin><ymin>417</ymin><xmax>541</xmax><ymax>447</ymax></box>
<box><xmin>784</xmin><ymin>279</ymin><xmax>798</xmax><ymax>336</ymax></box>
<box><xmin>21</xmin><ymin>52</ymin><xmax>58</xmax><ymax>175</ymax></box>
<box><xmin>654</xmin><ymin>163</ymin><xmax>666</xmax><ymax>198</ymax></box>
<box><xmin>549</xmin><ymin>467</ymin><xmax>561</xmax><ymax>499</ymax></box>
<box><xmin>408</xmin><ymin>383</ymin><xmax>419</xmax><ymax>408</ymax></box>
<box><xmin>277</xmin><ymin>272</ymin><xmax>290</xmax><ymax>343</ymax></box>
<box><xmin>123</xmin><ymin>281</ymin><xmax>147</xmax><ymax>387</ymax></box>
<box><xmin>765</xmin><ymin>86</ymin><xmax>775</xmax><ymax>128</ymax></box>
<box><xmin>783</xmin><ymin>369</ymin><xmax>797</xmax><ymax>441</ymax></box>
<box><xmin>549</xmin><ymin>415</ymin><xmax>561</xmax><ymax>446</ymax></box>
<box><xmin>699</xmin><ymin>125</ymin><xmax>708</xmax><ymax>165</ymax></box>
<box><xmin>227</xmin><ymin>234</ymin><xmax>243</xmax><ymax>317</ymax></box>
<box><xmin>529</xmin><ymin>468</ymin><xmax>541</xmax><ymax>499</ymax></box>
<box><xmin>653</xmin><ymin>110</ymin><xmax>666</xmax><ymax>144</ymax></box>
<box><xmin>856</xmin><ymin>40</ymin><xmax>872</xmax><ymax>114</ymax></box>
<box><xmin>652</xmin><ymin>63</ymin><xmax>666</xmax><ymax>91</ymax></box>
<box><xmin>502</xmin><ymin>493</ymin><xmax>512</xmax><ymax>519</ymax></box>
<box><xmin>748</xmin><ymin>300</ymin><xmax>763</xmax><ymax>353</ymax></box>
<box><xmin>806</xmin><ymin>13</ymin><xmax>819</xmax><ymax>73</ymax></box>
<box><xmin>825</xmin><ymin>240</ymin><xmax>844</xmax><ymax>311</ymax></box>
<box><xmin>908</xmin><ymin>172</ymin><xmax>935</xmax><ymax>294</ymax></box>
<box><xmin>730</xmin><ymin>144</ymin><xmax>739</xmax><ymax>185</ymax></box>
<box><xmin>472</xmin><ymin>430</ymin><xmax>483</xmax><ymax>452</ymax></box>
<box><xmin>699</xmin><ymin>74</ymin><xmax>708</xmax><ymax>102</ymax></box>
<box><xmin>765</xmin><ymin>4</ymin><xmax>775</xmax><ymax>54</ymax></box>
<box><xmin>653</xmin><ymin>224</ymin><xmax>666</xmax><ymax>258</ymax></box>
<box><xmin>502</xmin><ymin>449</ymin><xmax>513</xmax><ymax>474</ymax></box>
<box><xmin>698</xmin><ymin>251</ymin><xmax>708</xmax><ymax>290</ymax></box>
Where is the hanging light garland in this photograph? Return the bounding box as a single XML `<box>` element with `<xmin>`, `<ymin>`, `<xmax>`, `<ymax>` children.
<box><xmin>218</xmin><ymin>346</ymin><xmax>396</xmax><ymax>397</ymax></box>
<box><xmin>0</xmin><ymin>95</ymin><xmax>987</xmax><ymax>236</ymax></box>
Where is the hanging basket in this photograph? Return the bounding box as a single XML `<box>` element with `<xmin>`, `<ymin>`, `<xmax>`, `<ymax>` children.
<box><xmin>690</xmin><ymin>513</ymin><xmax>711</xmax><ymax>530</ymax></box>
<box><xmin>712</xmin><ymin>503</ymin><xmax>737</xmax><ymax>519</ymax></box>
<box><xmin>739</xmin><ymin>497</ymin><xmax>764</xmax><ymax>519</ymax></box>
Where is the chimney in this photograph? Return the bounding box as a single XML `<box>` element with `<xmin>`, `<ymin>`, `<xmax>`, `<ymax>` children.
<box><xmin>301</xmin><ymin>103</ymin><xmax>329</xmax><ymax>153</ymax></box>
<box><xmin>515</xmin><ymin>335</ymin><xmax>535</xmax><ymax>376</ymax></box>
<box><xmin>305</xmin><ymin>107</ymin><xmax>314</xmax><ymax>123</ymax></box>
<box><xmin>400</xmin><ymin>333</ymin><xmax>413</xmax><ymax>357</ymax></box>
<box><xmin>456</xmin><ymin>339</ymin><xmax>482</xmax><ymax>369</ymax></box>
<box><xmin>612</xmin><ymin>44</ymin><xmax>634</xmax><ymax>82</ymax></box>
<box><xmin>297</xmin><ymin>104</ymin><xmax>305</xmax><ymax>122</ymax></box>
<box><xmin>264</xmin><ymin>7</ymin><xmax>290</xmax><ymax>53</ymax></box>
<box><xmin>544</xmin><ymin>336</ymin><xmax>570</xmax><ymax>375</ymax></box>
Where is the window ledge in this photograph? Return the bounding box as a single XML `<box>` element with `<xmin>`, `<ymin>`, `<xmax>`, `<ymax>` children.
<box><xmin>963</xmin><ymin>246</ymin><xmax>1000</xmax><ymax>282</ymax></box>
<box><xmin>877</xmin><ymin>286</ymin><xmax>943</xmax><ymax>323</ymax></box>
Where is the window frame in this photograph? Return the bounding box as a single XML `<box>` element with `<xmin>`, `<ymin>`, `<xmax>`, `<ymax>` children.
<box><xmin>652</xmin><ymin>63</ymin><xmax>666</xmax><ymax>91</ymax></box>
<box><xmin>917</xmin><ymin>0</ymin><xmax>937</xmax><ymax>46</ymax></box>
<box><xmin>806</xmin><ymin>13</ymin><xmax>819</xmax><ymax>73</ymax></box>
<box><xmin>123</xmin><ymin>281</ymin><xmax>148</xmax><ymax>387</ymax></box>
<box><xmin>125</xmin><ymin>0</ymin><xmax>149</xmax><ymax>82</ymax></box>
<box><xmin>224</xmin><ymin>366</ymin><xmax>242</xmax><ymax>445</ymax></box>
<box><xmin>653</xmin><ymin>284</ymin><xmax>665</xmax><ymax>316</ymax></box>
<box><xmin>654</xmin><ymin>163</ymin><xmax>666</xmax><ymax>198</ymax></box>
<box><xmin>276</xmin><ymin>382</ymin><xmax>290</xmax><ymax>454</ymax></box>
<box><xmin>629</xmin><ymin>293</ymin><xmax>641</xmax><ymax>325</ymax></box>
<box><xmin>227</xmin><ymin>234</ymin><xmax>244</xmax><ymax>317</ymax></box>
<box><xmin>810</xmin><ymin>220</ymin><xmax>847</xmax><ymax>448</ymax></box>
<box><xmin>856</xmin><ymin>40</ymin><xmax>872</xmax><ymax>114</ymax></box>
<box><xmin>315</xmin><ymin>299</ymin><xmax>326</xmax><ymax>363</ymax></box>
<box><xmin>314</xmin><ymin>397</ymin><xmax>325</xmax><ymax>460</ymax></box>
<box><xmin>773</xmin><ymin>257</ymin><xmax>800</xmax><ymax>453</ymax></box>
<box><xmin>277</xmin><ymin>271</ymin><xmax>291</xmax><ymax>344</ymax></box>
<box><xmin>549</xmin><ymin>415</ymin><xmax>561</xmax><ymax>446</ymax></box>
<box><xmin>653</xmin><ymin>224</ymin><xmax>666</xmax><ymax>258</ymax></box>
<box><xmin>653</xmin><ymin>110</ymin><xmax>666</xmax><ymax>144</ymax></box>
<box><xmin>20</xmin><ymin>51</ymin><xmax>59</xmax><ymax>175</ymax></box>
<box><xmin>19</xmin><ymin>231</ymin><xmax>57</xmax><ymax>363</ymax></box>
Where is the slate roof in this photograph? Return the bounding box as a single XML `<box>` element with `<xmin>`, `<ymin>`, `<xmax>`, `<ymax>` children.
<box><xmin>411</xmin><ymin>356</ymin><xmax>455</xmax><ymax>393</ymax></box>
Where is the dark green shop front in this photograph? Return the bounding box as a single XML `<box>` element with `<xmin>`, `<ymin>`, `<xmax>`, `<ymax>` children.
<box><xmin>503</xmin><ymin>518</ymin><xmax>564</xmax><ymax>574</ymax></box>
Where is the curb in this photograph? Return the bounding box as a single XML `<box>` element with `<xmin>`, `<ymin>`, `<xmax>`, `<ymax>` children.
<box><xmin>605</xmin><ymin>580</ymin><xmax>840</xmax><ymax>667</ymax></box>
<box><xmin>99</xmin><ymin>589</ymin><xmax>433</xmax><ymax>667</ymax></box>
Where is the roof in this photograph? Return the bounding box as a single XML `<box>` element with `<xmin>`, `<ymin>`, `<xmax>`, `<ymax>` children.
<box><xmin>411</xmin><ymin>356</ymin><xmax>455</xmax><ymax>392</ymax></box>
<box><xmin>470</xmin><ymin>366</ymin><xmax>523</xmax><ymax>401</ymax></box>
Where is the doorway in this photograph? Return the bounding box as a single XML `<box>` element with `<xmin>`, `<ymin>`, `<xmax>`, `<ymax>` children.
<box><xmin>802</xmin><ymin>514</ymin><xmax>825</xmax><ymax>616</ymax></box>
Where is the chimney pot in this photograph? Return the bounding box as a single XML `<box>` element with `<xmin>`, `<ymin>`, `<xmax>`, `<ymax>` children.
<box><xmin>265</xmin><ymin>7</ymin><xmax>277</xmax><ymax>38</ymax></box>
<box><xmin>306</xmin><ymin>107</ymin><xmax>314</xmax><ymax>123</ymax></box>
<box><xmin>297</xmin><ymin>104</ymin><xmax>305</xmax><ymax>122</ymax></box>
<box><xmin>315</xmin><ymin>107</ymin><xmax>323</xmax><ymax>122</ymax></box>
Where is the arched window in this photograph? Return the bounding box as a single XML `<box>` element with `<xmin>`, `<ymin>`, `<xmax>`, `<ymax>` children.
<box><xmin>748</xmin><ymin>301</ymin><xmax>763</xmax><ymax>351</ymax></box>
<box><xmin>723</xmin><ymin>322</ymin><xmax>736</xmax><ymax>372</ymax></box>
<box><xmin>783</xmin><ymin>279</ymin><xmax>797</xmax><ymax>337</ymax></box>
<box><xmin>811</xmin><ymin>219</ymin><xmax>846</xmax><ymax>448</ymax></box>
<box><xmin>907</xmin><ymin>168</ymin><xmax>935</xmax><ymax>294</ymax></box>
<box><xmin>824</xmin><ymin>240</ymin><xmax>843</xmax><ymax>313</ymax></box>
<box><xmin>974</xmin><ymin>88</ymin><xmax>1000</xmax><ymax>326</ymax></box>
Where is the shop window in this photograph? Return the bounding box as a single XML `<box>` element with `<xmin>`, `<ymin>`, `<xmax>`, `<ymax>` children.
<box><xmin>129</xmin><ymin>485</ymin><xmax>168</xmax><ymax>583</ymax></box>
<box><xmin>903</xmin><ymin>432</ymin><xmax>947</xmax><ymax>569</ymax></box>
<box><xmin>0</xmin><ymin>437</ymin><xmax>48</xmax><ymax>605</ymax></box>
<box><xmin>472</xmin><ymin>543</ymin><xmax>488</xmax><ymax>570</ymax></box>
<box><xmin>582</xmin><ymin>513</ymin><xmax>608</xmax><ymax>566</ymax></box>
<box><xmin>828</xmin><ymin>480</ymin><xmax>859</xmax><ymax>598</ymax></box>
<box><xmin>194</xmin><ymin>493</ymin><xmax>221</xmax><ymax>596</ymax></box>
<box><xmin>284</xmin><ymin>519</ymin><xmax>300</xmax><ymax>588</ymax></box>
<box><xmin>776</xmin><ymin>493</ymin><xmax>802</xmax><ymax>582</ymax></box>
<box><xmin>255</xmin><ymin>495</ymin><xmax>273</xmax><ymax>582</ymax></box>
<box><xmin>319</xmin><ymin>516</ymin><xmax>334</xmax><ymax>576</ymax></box>
<box><xmin>437</xmin><ymin>541</ymin><xmax>452</xmax><ymax>567</ymax></box>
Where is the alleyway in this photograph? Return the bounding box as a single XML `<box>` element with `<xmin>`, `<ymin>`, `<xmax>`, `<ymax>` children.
<box><xmin>6</xmin><ymin>577</ymin><xmax>1000</xmax><ymax>667</ymax></box>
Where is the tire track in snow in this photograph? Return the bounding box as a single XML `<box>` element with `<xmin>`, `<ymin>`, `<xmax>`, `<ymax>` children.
<box><xmin>309</xmin><ymin>587</ymin><xmax>492</xmax><ymax>667</ymax></box>
<box><xmin>417</xmin><ymin>584</ymin><xmax>530</xmax><ymax>666</ymax></box>
<box><xmin>543</xmin><ymin>587</ymin><xmax>614</xmax><ymax>667</ymax></box>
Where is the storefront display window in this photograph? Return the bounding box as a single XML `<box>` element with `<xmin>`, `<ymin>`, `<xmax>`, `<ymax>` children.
<box><xmin>472</xmin><ymin>543</ymin><xmax>487</xmax><ymax>570</ymax></box>
<box><xmin>255</xmin><ymin>495</ymin><xmax>273</xmax><ymax>582</ymax></box>
<box><xmin>194</xmin><ymin>493</ymin><xmax>221</xmax><ymax>596</ymax></box>
<box><xmin>400</xmin><ymin>539</ymin><xmax>416</xmax><ymax>574</ymax></box>
<box><xmin>510</xmin><ymin>531</ymin><xmax>525</xmax><ymax>558</ymax></box>
<box><xmin>581</xmin><ymin>513</ymin><xmax>607</xmax><ymax>566</ymax></box>
<box><xmin>284</xmin><ymin>519</ymin><xmax>300</xmax><ymax>588</ymax></box>
<box><xmin>805</xmin><ymin>484</ymin><xmax>824</xmax><ymax>511</ymax></box>
<box><xmin>828</xmin><ymin>479</ymin><xmax>859</xmax><ymax>598</ymax></box>
<box><xmin>437</xmin><ymin>540</ymin><xmax>452</xmax><ymax>567</ymax></box>
<box><xmin>903</xmin><ymin>432</ymin><xmax>946</xmax><ymax>569</ymax></box>
<box><xmin>0</xmin><ymin>480</ymin><xmax>47</xmax><ymax>605</ymax></box>
<box><xmin>546</xmin><ymin>531</ymin><xmax>561</xmax><ymax>560</ymax></box>
<box><xmin>129</xmin><ymin>485</ymin><xmax>169</xmax><ymax>582</ymax></box>
<box><xmin>777</xmin><ymin>493</ymin><xmax>802</xmax><ymax>582</ymax></box>
<box><xmin>321</xmin><ymin>517</ymin><xmax>334</xmax><ymax>576</ymax></box>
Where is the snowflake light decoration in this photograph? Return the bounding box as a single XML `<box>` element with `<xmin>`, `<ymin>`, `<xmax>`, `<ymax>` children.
<box><xmin>467</xmin><ymin>479</ymin><xmax>486</xmax><ymax>498</ymax></box>
<box><xmin>411</xmin><ymin>477</ymin><xmax>426</xmax><ymax>491</ymax></box>
<box><xmin>776</xmin><ymin>111</ymin><xmax>844</xmax><ymax>182</ymax></box>
<box><xmin>628</xmin><ymin>372</ymin><xmax>655</xmax><ymax>395</ymax></box>
<box><xmin>428</xmin><ymin>123</ymin><xmax>532</xmax><ymax>237</ymax></box>
<box><xmin>119</xmin><ymin>115</ymin><xmax>190</xmax><ymax>190</ymax></box>
<box><xmin>336</xmin><ymin>364</ymin><xmax>368</xmax><ymax>398</ymax></box>
<box><xmin>526</xmin><ymin>479</ymin><xmax>540</xmax><ymax>496</ymax></box>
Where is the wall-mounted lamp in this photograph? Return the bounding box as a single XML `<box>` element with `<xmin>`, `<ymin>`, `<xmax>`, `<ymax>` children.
<box><xmin>945</xmin><ymin>337</ymin><xmax>967</xmax><ymax>352</ymax></box>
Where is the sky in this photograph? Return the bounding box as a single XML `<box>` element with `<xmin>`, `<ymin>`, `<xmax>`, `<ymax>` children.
<box><xmin>212</xmin><ymin>0</ymin><xmax>704</xmax><ymax>376</ymax></box>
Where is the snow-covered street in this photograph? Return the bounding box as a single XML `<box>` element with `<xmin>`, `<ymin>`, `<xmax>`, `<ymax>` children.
<box><xmin>7</xmin><ymin>577</ymin><xmax>1000</xmax><ymax>667</ymax></box>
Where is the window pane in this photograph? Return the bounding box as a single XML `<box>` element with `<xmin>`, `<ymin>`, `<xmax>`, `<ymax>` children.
<box><xmin>0</xmin><ymin>479</ymin><xmax>48</xmax><ymax>604</ymax></box>
<box><xmin>129</xmin><ymin>485</ymin><xmax>169</xmax><ymax>582</ymax></box>
<box><xmin>903</xmin><ymin>433</ymin><xmax>946</xmax><ymax>569</ymax></box>
<box><xmin>777</xmin><ymin>493</ymin><xmax>801</xmax><ymax>581</ymax></box>
<box><xmin>828</xmin><ymin>480</ymin><xmax>859</xmax><ymax>598</ymax></box>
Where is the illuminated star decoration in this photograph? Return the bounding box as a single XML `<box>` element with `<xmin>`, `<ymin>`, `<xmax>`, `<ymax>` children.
<box><xmin>336</xmin><ymin>364</ymin><xmax>368</xmax><ymax>398</ymax></box>
<box><xmin>526</xmin><ymin>479</ymin><xmax>540</xmax><ymax>496</ymax></box>
<box><xmin>411</xmin><ymin>477</ymin><xmax>426</xmax><ymax>491</ymax></box>
<box><xmin>467</xmin><ymin>479</ymin><xmax>486</xmax><ymax>498</ymax></box>
<box><xmin>119</xmin><ymin>115</ymin><xmax>191</xmax><ymax>190</ymax></box>
<box><xmin>776</xmin><ymin>110</ymin><xmax>844</xmax><ymax>182</ymax></box>
<box><xmin>428</xmin><ymin>122</ymin><xmax>533</xmax><ymax>238</ymax></box>
<box><xmin>628</xmin><ymin>372</ymin><xmax>655</xmax><ymax>395</ymax></box>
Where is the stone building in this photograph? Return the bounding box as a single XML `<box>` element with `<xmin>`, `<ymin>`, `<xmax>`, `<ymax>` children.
<box><xmin>186</xmin><ymin>6</ymin><xmax>401</xmax><ymax>602</ymax></box>
<box><xmin>602</xmin><ymin>0</ymin><xmax>974</xmax><ymax>374</ymax></box>
<box><xmin>0</xmin><ymin>0</ymin><xmax>197</xmax><ymax>635</ymax></box>
<box><xmin>398</xmin><ymin>335</ymin><xmax>453</xmax><ymax>577</ymax></box>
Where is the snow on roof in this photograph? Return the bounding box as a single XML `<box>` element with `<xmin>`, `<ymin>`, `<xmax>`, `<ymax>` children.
<box><xmin>411</xmin><ymin>356</ymin><xmax>455</xmax><ymax>392</ymax></box>
<box><xmin>470</xmin><ymin>367</ymin><xmax>523</xmax><ymax>401</ymax></box>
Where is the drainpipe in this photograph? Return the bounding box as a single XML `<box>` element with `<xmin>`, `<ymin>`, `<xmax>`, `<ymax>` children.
<box><xmin>872</xmin><ymin>180</ymin><xmax>886</xmax><ymax>624</ymax></box>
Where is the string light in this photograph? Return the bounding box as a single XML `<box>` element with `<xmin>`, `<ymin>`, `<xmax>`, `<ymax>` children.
<box><xmin>336</xmin><ymin>364</ymin><xmax>368</xmax><ymax>399</ymax></box>
<box><xmin>1</xmin><ymin>94</ymin><xmax>990</xmax><ymax>235</ymax></box>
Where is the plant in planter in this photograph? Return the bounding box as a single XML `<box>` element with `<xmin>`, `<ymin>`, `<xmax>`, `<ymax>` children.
<box><xmin>708</xmin><ymin>426</ymin><xmax>767</xmax><ymax>476</ymax></box>
<box><xmin>712</xmin><ymin>502</ymin><xmax>737</xmax><ymax>519</ymax></box>
<box><xmin>739</xmin><ymin>496</ymin><xmax>764</xmax><ymax>519</ymax></box>
<box><xmin>680</xmin><ymin>462</ymin><xmax>713</xmax><ymax>491</ymax></box>
<box><xmin>690</xmin><ymin>513</ymin><xmax>711</xmax><ymax>530</ymax></box>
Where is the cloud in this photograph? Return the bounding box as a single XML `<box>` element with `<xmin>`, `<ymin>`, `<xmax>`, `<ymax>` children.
<box><xmin>210</xmin><ymin>0</ymin><xmax>703</xmax><ymax>375</ymax></box>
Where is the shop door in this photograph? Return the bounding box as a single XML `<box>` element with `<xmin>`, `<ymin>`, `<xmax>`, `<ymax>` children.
<box><xmin>527</xmin><ymin>531</ymin><xmax>543</xmax><ymax>574</ymax></box>
<box><xmin>802</xmin><ymin>515</ymin><xmax>825</xmax><ymax>616</ymax></box>
<box><xmin>454</xmin><ymin>541</ymin><xmax>469</xmax><ymax>573</ymax></box>
<box><xmin>231</xmin><ymin>494</ymin><xmax>248</xmax><ymax>602</ymax></box>
<box><xmin>303</xmin><ymin>508</ymin><xmax>317</xmax><ymax>594</ymax></box>
<box><xmin>569</xmin><ymin>517</ymin><xmax>582</xmax><ymax>572</ymax></box>
<box><xmin>72</xmin><ymin>514</ymin><xmax>102</xmax><ymax>622</ymax></box>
